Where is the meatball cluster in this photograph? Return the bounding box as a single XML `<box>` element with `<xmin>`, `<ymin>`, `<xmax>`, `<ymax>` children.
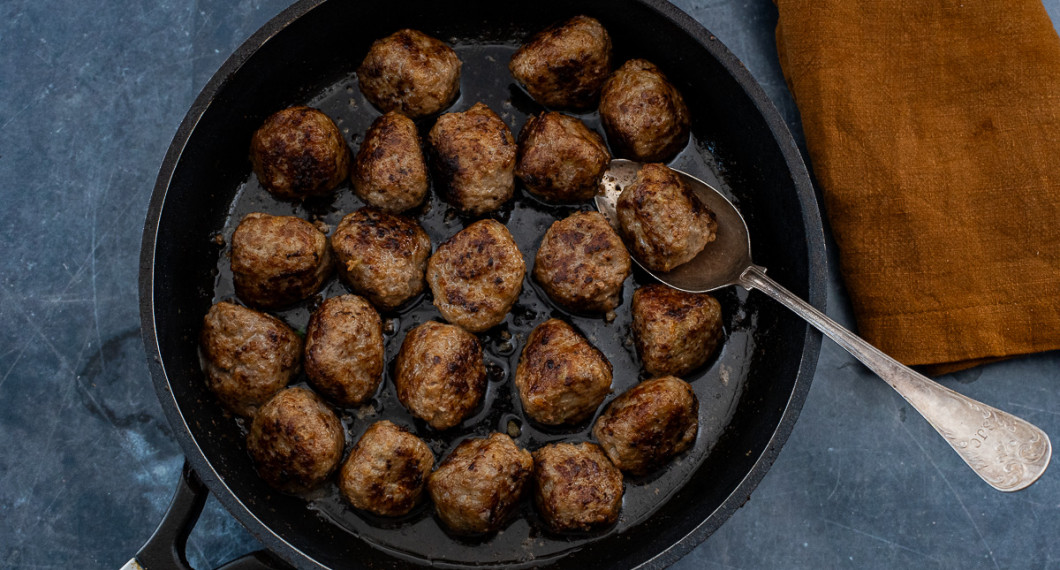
<box><xmin>357</xmin><ymin>29</ymin><xmax>462</xmax><ymax>118</ymax></box>
<box><xmin>428</xmin><ymin>102</ymin><xmax>517</xmax><ymax>215</ymax></box>
<box><xmin>616</xmin><ymin>163</ymin><xmax>718</xmax><ymax>272</ymax></box>
<box><xmin>509</xmin><ymin>15</ymin><xmax>612</xmax><ymax>109</ymax></box>
<box><xmin>250</xmin><ymin>106</ymin><xmax>350</xmax><ymax>200</ymax></box>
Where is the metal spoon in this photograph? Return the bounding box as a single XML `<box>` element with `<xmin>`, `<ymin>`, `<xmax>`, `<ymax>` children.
<box><xmin>596</xmin><ymin>158</ymin><xmax>1051</xmax><ymax>492</ymax></box>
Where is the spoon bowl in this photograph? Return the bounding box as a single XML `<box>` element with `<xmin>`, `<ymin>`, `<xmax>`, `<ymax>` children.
<box><xmin>596</xmin><ymin>158</ymin><xmax>1052</xmax><ymax>492</ymax></box>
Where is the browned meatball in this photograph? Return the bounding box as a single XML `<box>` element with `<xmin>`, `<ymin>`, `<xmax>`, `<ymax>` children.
<box><xmin>426</xmin><ymin>219</ymin><xmax>525</xmax><ymax>332</ymax></box>
<box><xmin>330</xmin><ymin>208</ymin><xmax>431</xmax><ymax>311</ymax></box>
<box><xmin>246</xmin><ymin>387</ymin><xmax>345</xmax><ymax>492</ymax></box>
<box><xmin>428</xmin><ymin>433</ymin><xmax>534</xmax><ymax>534</ymax></box>
<box><xmin>599</xmin><ymin>59</ymin><xmax>690</xmax><ymax>162</ymax></box>
<box><xmin>249</xmin><ymin>106</ymin><xmax>350</xmax><ymax>199</ymax></box>
<box><xmin>351</xmin><ymin>111</ymin><xmax>429</xmax><ymax>213</ymax></box>
<box><xmin>428</xmin><ymin>103</ymin><xmax>516</xmax><ymax>215</ymax></box>
<box><xmin>304</xmin><ymin>295</ymin><xmax>384</xmax><ymax>407</ymax></box>
<box><xmin>509</xmin><ymin>15</ymin><xmax>612</xmax><ymax>109</ymax></box>
<box><xmin>592</xmin><ymin>376</ymin><xmax>699</xmax><ymax>476</ymax></box>
<box><xmin>394</xmin><ymin>321</ymin><xmax>487</xmax><ymax>430</ymax></box>
<box><xmin>532</xmin><ymin>442</ymin><xmax>623</xmax><ymax>532</ymax></box>
<box><xmin>515</xmin><ymin>112</ymin><xmax>610</xmax><ymax>203</ymax></box>
<box><xmin>632</xmin><ymin>285</ymin><xmax>724</xmax><ymax>377</ymax></box>
<box><xmin>357</xmin><ymin>29</ymin><xmax>462</xmax><ymax>118</ymax></box>
<box><xmin>339</xmin><ymin>420</ymin><xmax>434</xmax><ymax>516</ymax></box>
<box><xmin>616</xmin><ymin>163</ymin><xmax>717</xmax><ymax>272</ymax></box>
<box><xmin>514</xmin><ymin>319</ymin><xmax>612</xmax><ymax>425</ymax></box>
<box><xmin>533</xmin><ymin>210</ymin><xmax>631</xmax><ymax>315</ymax></box>
<box><xmin>230</xmin><ymin>213</ymin><xmax>334</xmax><ymax>309</ymax></box>
<box><xmin>199</xmin><ymin>301</ymin><xmax>301</xmax><ymax>417</ymax></box>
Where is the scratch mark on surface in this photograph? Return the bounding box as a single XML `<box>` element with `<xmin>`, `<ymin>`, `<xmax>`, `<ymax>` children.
<box><xmin>896</xmin><ymin>411</ymin><xmax>1000</xmax><ymax>569</ymax></box>
<box><xmin>823</xmin><ymin>518</ymin><xmax>938</xmax><ymax>561</ymax></box>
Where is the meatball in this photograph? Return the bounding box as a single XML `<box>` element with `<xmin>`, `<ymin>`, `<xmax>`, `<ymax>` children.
<box><xmin>616</xmin><ymin>163</ymin><xmax>717</xmax><ymax>272</ymax></box>
<box><xmin>199</xmin><ymin>301</ymin><xmax>301</xmax><ymax>417</ymax></box>
<box><xmin>351</xmin><ymin>111</ymin><xmax>429</xmax><ymax>213</ymax></box>
<box><xmin>592</xmin><ymin>376</ymin><xmax>699</xmax><ymax>476</ymax></box>
<box><xmin>395</xmin><ymin>321</ymin><xmax>487</xmax><ymax>430</ymax></box>
<box><xmin>339</xmin><ymin>420</ymin><xmax>434</xmax><ymax>517</ymax></box>
<box><xmin>632</xmin><ymin>285</ymin><xmax>724</xmax><ymax>377</ymax></box>
<box><xmin>509</xmin><ymin>15</ymin><xmax>612</xmax><ymax>109</ymax></box>
<box><xmin>357</xmin><ymin>29</ymin><xmax>462</xmax><ymax>118</ymax></box>
<box><xmin>304</xmin><ymin>295</ymin><xmax>384</xmax><ymax>407</ymax></box>
<box><xmin>426</xmin><ymin>219</ymin><xmax>525</xmax><ymax>332</ymax></box>
<box><xmin>428</xmin><ymin>433</ymin><xmax>534</xmax><ymax>534</ymax></box>
<box><xmin>428</xmin><ymin>103</ymin><xmax>516</xmax><ymax>215</ymax></box>
<box><xmin>514</xmin><ymin>319</ymin><xmax>612</xmax><ymax>425</ymax></box>
<box><xmin>230</xmin><ymin>212</ymin><xmax>334</xmax><ymax>309</ymax></box>
<box><xmin>599</xmin><ymin>59</ymin><xmax>690</xmax><ymax>162</ymax></box>
<box><xmin>533</xmin><ymin>210</ymin><xmax>631</xmax><ymax>315</ymax></box>
<box><xmin>532</xmin><ymin>442</ymin><xmax>623</xmax><ymax>532</ymax></box>
<box><xmin>330</xmin><ymin>208</ymin><xmax>431</xmax><ymax>311</ymax></box>
<box><xmin>249</xmin><ymin>106</ymin><xmax>350</xmax><ymax>199</ymax></box>
<box><xmin>246</xmin><ymin>387</ymin><xmax>345</xmax><ymax>492</ymax></box>
<box><xmin>515</xmin><ymin>112</ymin><xmax>610</xmax><ymax>203</ymax></box>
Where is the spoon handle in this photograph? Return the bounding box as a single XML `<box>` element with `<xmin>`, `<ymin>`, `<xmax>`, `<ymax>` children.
<box><xmin>738</xmin><ymin>265</ymin><xmax>1051</xmax><ymax>491</ymax></box>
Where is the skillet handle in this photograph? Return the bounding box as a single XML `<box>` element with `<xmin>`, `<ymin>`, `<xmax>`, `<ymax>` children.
<box><xmin>123</xmin><ymin>460</ymin><xmax>292</xmax><ymax>570</ymax></box>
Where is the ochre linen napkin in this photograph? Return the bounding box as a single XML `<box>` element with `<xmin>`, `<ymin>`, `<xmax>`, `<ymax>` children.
<box><xmin>774</xmin><ymin>0</ymin><xmax>1060</xmax><ymax>375</ymax></box>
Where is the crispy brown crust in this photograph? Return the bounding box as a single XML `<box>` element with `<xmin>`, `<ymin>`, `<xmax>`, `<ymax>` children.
<box><xmin>339</xmin><ymin>420</ymin><xmax>435</xmax><ymax>516</ymax></box>
<box><xmin>533</xmin><ymin>210</ymin><xmax>631</xmax><ymax>314</ymax></box>
<box><xmin>249</xmin><ymin>106</ymin><xmax>350</xmax><ymax>199</ymax></box>
<box><xmin>304</xmin><ymin>295</ymin><xmax>384</xmax><ymax>407</ymax></box>
<box><xmin>426</xmin><ymin>219</ymin><xmax>525</xmax><ymax>332</ymax></box>
<box><xmin>632</xmin><ymin>285</ymin><xmax>724</xmax><ymax>377</ymax></box>
<box><xmin>616</xmin><ymin>163</ymin><xmax>718</xmax><ymax>272</ymax></box>
<box><xmin>428</xmin><ymin>103</ymin><xmax>516</xmax><ymax>215</ymax></box>
<box><xmin>509</xmin><ymin>15</ymin><xmax>612</xmax><ymax>109</ymax></box>
<box><xmin>199</xmin><ymin>301</ymin><xmax>301</xmax><ymax>418</ymax></box>
<box><xmin>351</xmin><ymin>111</ymin><xmax>429</xmax><ymax>213</ymax></box>
<box><xmin>246</xmin><ymin>387</ymin><xmax>345</xmax><ymax>493</ymax></box>
<box><xmin>428</xmin><ymin>433</ymin><xmax>534</xmax><ymax>534</ymax></box>
<box><xmin>394</xmin><ymin>321</ymin><xmax>487</xmax><ymax>430</ymax></box>
<box><xmin>599</xmin><ymin>59</ymin><xmax>690</xmax><ymax>162</ymax></box>
<box><xmin>230</xmin><ymin>212</ymin><xmax>334</xmax><ymax>309</ymax></box>
<box><xmin>532</xmin><ymin>442</ymin><xmax>623</xmax><ymax>532</ymax></box>
<box><xmin>357</xmin><ymin>29</ymin><xmax>461</xmax><ymax>118</ymax></box>
<box><xmin>331</xmin><ymin>207</ymin><xmax>432</xmax><ymax>311</ymax></box>
<box><xmin>515</xmin><ymin>112</ymin><xmax>610</xmax><ymax>203</ymax></box>
<box><xmin>514</xmin><ymin>319</ymin><xmax>612</xmax><ymax>425</ymax></box>
<box><xmin>592</xmin><ymin>376</ymin><xmax>699</xmax><ymax>476</ymax></box>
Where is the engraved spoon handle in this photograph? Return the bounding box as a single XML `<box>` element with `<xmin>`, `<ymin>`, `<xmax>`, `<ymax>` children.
<box><xmin>738</xmin><ymin>265</ymin><xmax>1052</xmax><ymax>491</ymax></box>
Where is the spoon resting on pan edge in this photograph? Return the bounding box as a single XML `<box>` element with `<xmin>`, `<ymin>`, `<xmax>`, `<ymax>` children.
<box><xmin>596</xmin><ymin>158</ymin><xmax>1051</xmax><ymax>492</ymax></box>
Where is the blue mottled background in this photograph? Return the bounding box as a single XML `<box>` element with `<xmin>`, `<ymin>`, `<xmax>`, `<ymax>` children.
<box><xmin>1</xmin><ymin>1</ymin><xmax>1058</xmax><ymax>568</ymax></box>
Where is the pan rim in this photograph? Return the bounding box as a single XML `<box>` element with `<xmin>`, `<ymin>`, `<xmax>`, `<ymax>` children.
<box><xmin>138</xmin><ymin>0</ymin><xmax>826</xmax><ymax>568</ymax></box>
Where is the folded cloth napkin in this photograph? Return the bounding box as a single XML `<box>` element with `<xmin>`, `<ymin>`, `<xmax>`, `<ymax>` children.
<box><xmin>774</xmin><ymin>0</ymin><xmax>1060</xmax><ymax>375</ymax></box>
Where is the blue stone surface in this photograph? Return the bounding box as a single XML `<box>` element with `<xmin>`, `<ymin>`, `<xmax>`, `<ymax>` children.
<box><xmin>0</xmin><ymin>1</ymin><xmax>1057</xmax><ymax>568</ymax></box>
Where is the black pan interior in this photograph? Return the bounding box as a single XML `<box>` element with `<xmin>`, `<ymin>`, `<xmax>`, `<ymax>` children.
<box><xmin>142</xmin><ymin>1</ymin><xmax>824</xmax><ymax>568</ymax></box>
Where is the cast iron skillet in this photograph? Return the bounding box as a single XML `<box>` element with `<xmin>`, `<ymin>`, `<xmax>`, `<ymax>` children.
<box><xmin>137</xmin><ymin>0</ymin><xmax>826</xmax><ymax>568</ymax></box>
